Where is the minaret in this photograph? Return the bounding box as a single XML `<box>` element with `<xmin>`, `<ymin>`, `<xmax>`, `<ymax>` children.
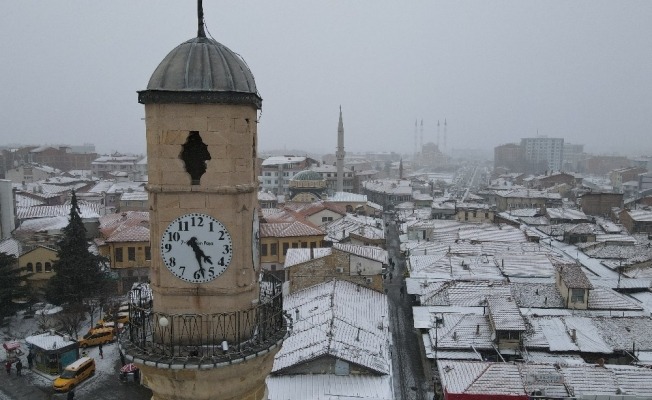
<box><xmin>413</xmin><ymin>119</ymin><xmax>418</xmax><ymax>159</ymax></box>
<box><xmin>124</xmin><ymin>2</ymin><xmax>287</xmax><ymax>400</ymax></box>
<box><xmin>399</xmin><ymin>158</ymin><xmax>404</xmax><ymax>180</ymax></box>
<box><xmin>420</xmin><ymin>119</ymin><xmax>424</xmax><ymax>151</ymax></box>
<box><xmin>336</xmin><ymin>106</ymin><xmax>345</xmax><ymax>193</ymax></box>
<box><xmin>437</xmin><ymin>120</ymin><xmax>440</xmax><ymax>147</ymax></box>
<box><xmin>444</xmin><ymin>118</ymin><xmax>448</xmax><ymax>152</ymax></box>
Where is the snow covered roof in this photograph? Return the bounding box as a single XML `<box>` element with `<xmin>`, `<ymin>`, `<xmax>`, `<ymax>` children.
<box><xmin>626</xmin><ymin>209</ymin><xmax>652</xmax><ymax>222</ymax></box>
<box><xmin>328</xmin><ymin>192</ymin><xmax>367</xmax><ymax>203</ymax></box>
<box><xmin>17</xmin><ymin>203</ymin><xmax>102</xmax><ymax>220</ymax></box>
<box><xmin>333</xmin><ymin>243</ymin><xmax>388</xmax><ymax>264</ymax></box>
<box><xmin>437</xmin><ymin>360</ymin><xmax>527</xmax><ymax>396</ymax></box>
<box><xmin>283</xmin><ymin>248</ymin><xmax>332</xmax><ymax>268</ymax></box>
<box><xmin>26</xmin><ymin>331</ymin><xmax>77</xmax><ymax>351</ymax></box>
<box><xmin>120</xmin><ymin>191</ymin><xmax>148</xmax><ymax>201</ymax></box>
<box><xmin>417</xmin><ymin>280</ymin><xmax>511</xmax><ymax>307</ymax></box>
<box><xmin>546</xmin><ymin>208</ymin><xmax>589</xmax><ymax>221</ymax></box>
<box><xmin>487</xmin><ymin>296</ymin><xmax>526</xmax><ymax>331</ymax></box>
<box><xmin>261</xmin><ymin>156</ymin><xmax>307</xmax><ymax>166</ymax></box>
<box><xmin>266</xmin><ymin>374</ymin><xmax>393</xmax><ymax>400</ymax></box>
<box><xmin>557</xmin><ymin>263</ymin><xmax>593</xmax><ymax>289</ymax></box>
<box><xmin>275</xmin><ymin>280</ymin><xmax>390</xmax><ymax>375</ymax></box>
<box><xmin>408</xmin><ymin>254</ymin><xmax>505</xmax><ymax>281</ymax></box>
<box><xmin>0</xmin><ymin>238</ymin><xmax>22</xmax><ymax>258</ymax></box>
<box><xmin>261</xmin><ymin>220</ymin><xmax>324</xmax><ymax>238</ymax></box>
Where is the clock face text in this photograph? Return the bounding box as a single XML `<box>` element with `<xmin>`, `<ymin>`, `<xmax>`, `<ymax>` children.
<box><xmin>160</xmin><ymin>213</ymin><xmax>233</xmax><ymax>283</ymax></box>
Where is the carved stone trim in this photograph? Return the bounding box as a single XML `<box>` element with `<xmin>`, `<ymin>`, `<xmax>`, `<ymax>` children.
<box><xmin>138</xmin><ymin>90</ymin><xmax>262</xmax><ymax>109</ymax></box>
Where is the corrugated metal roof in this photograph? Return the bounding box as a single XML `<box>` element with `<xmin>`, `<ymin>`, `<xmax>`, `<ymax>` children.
<box><xmin>266</xmin><ymin>374</ymin><xmax>393</xmax><ymax>400</ymax></box>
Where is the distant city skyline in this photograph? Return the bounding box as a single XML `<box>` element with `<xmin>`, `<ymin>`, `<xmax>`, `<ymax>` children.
<box><xmin>1</xmin><ymin>2</ymin><xmax>651</xmax><ymax>157</ymax></box>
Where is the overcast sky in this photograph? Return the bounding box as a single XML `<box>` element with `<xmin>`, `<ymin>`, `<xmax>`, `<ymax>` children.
<box><xmin>1</xmin><ymin>1</ymin><xmax>651</xmax><ymax>158</ymax></box>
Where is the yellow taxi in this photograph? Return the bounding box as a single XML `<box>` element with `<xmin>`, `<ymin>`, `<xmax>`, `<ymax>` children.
<box><xmin>78</xmin><ymin>327</ymin><xmax>115</xmax><ymax>348</ymax></box>
<box><xmin>52</xmin><ymin>357</ymin><xmax>95</xmax><ymax>392</ymax></box>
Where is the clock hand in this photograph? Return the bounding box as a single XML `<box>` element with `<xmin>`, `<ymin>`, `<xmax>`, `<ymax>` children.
<box><xmin>186</xmin><ymin>237</ymin><xmax>213</xmax><ymax>277</ymax></box>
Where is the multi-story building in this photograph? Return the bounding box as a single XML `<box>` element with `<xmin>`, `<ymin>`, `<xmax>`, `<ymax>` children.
<box><xmin>562</xmin><ymin>142</ymin><xmax>585</xmax><ymax>171</ymax></box>
<box><xmin>310</xmin><ymin>164</ymin><xmax>354</xmax><ymax>195</ymax></box>
<box><xmin>96</xmin><ymin>211</ymin><xmax>150</xmax><ymax>293</ymax></box>
<box><xmin>494</xmin><ymin>143</ymin><xmax>525</xmax><ymax>173</ymax></box>
<box><xmin>520</xmin><ymin>136</ymin><xmax>564</xmax><ymax>173</ymax></box>
<box><xmin>258</xmin><ymin>156</ymin><xmax>318</xmax><ymax>196</ymax></box>
<box><xmin>609</xmin><ymin>167</ymin><xmax>647</xmax><ymax>193</ymax></box>
<box><xmin>91</xmin><ymin>154</ymin><xmax>145</xmax><ymax>180</ymax></box>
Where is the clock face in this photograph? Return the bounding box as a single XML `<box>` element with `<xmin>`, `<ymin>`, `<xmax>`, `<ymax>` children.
<box><xmin>160</xmin><ymin>213</ymin><xmax>233</xmax><ymax>283</ymax></box>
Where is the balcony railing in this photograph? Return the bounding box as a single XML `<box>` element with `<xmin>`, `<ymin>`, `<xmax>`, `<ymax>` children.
<box><xmin>120</xmin><ymin>273</ymin><xmax>289</xmax><ymax>368</ymax></box>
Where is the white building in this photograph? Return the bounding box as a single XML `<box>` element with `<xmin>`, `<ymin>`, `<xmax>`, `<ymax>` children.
<box><xmin>521</xmin><ymin>136</ymin><xmax>564</xmax><ymax>172</ymax></box>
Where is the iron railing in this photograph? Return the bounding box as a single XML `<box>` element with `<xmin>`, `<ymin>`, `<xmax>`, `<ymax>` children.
<box><xmin>120</xmin><ymin>273</ymin><xmax>289</xmax><ymax>367</ymax></box>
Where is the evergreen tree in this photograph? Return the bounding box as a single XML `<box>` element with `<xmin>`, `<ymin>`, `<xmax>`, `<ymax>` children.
<box><xmin>0</xmin><ymin>252</ymin><xmax>32</xmax><ymax>323</ymax></box>
<box><xmin>45</xmin><ymin>190</ymin><xmax>107</xmax><ymax>306</ymax></box>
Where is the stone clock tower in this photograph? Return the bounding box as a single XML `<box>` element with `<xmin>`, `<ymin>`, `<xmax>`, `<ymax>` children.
<box><xmin>121</xmin><ymin>3</ymin><xmax>287</xmax><ymax>400</ymax></box>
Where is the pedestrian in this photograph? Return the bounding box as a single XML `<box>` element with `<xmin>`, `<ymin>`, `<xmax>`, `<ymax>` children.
<box><xmin>98</xmin><ymin>343</ymin><xmax>104</xmax><ymax>359</ymax></box>
<box><xmin>5</xmin><ymin>361</ymin><xmax>11</xmax><ymax>375</ymax></box>
<box><xmin>67</xmin><ymin>389</ymin><xmax>75</xmax><ymax>400</ymax></box>
<box><xmin>389</xmin><ymin>272</ymin><xmax>393</xmax><ymax>282</ymax></box>
<box><xmin>15</xmin><ymin>359</ymin><xmax>22</xmax><ymax>376</ymax></box>
<box><xmin>400</xmin><ymin>286</ymin><xmax>405</xmax><ymax>298</ymax></box>
<box><xmin>27</xmin><ymin>352</ymin><xmax>33</xmax><ymax>369</ymax></box>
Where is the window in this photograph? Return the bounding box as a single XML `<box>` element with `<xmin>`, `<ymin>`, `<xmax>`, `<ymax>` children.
<box><xmin>145</xmin><ymin>246</ymin><xmax>151</xmax><ymax>261</ymax></box>
<box><xmin>570</xmin><ymin>289</ymin><xmax>585</xmax><ymax>303</ymax></box>
<box><xmin>45</xmin><ymin>262</ymin><xmax>52</xmax><ymax>272</ymax></box>
<box><xmin>115</xmin><ymin>248</ymin><xmax>123</xmax><ymax>262</ymax></box>
<box><xmin>282</xmin><ymin>243</ymin><xmax>289</xmax><ymax>255</ymax></box>
<box><xmin>322</xmin><ymin>216</ymin><xmax>333</xmax><ymax>222</ymax></box>
<box><xmin>36</xmin><ymin>262</ymin><xmax>42</xmax><ymax>272</ymax></box>
<box><xmin>261</xmin><ymin>244</ymin><xmax>268</xmax><ymax>256</ymax></box>
<box><xmin>291</xmin><ymin>243</ymin><xmax>299</xmax><ymax>249</ymax></box>
<box><xmin>128</xmin><ymin>247</ymin><xmax>136</xmax><ymax>261</ymax></box>
<box><xmin>270</xmin><ymin>243</ymin><xmax>277</xmax><ymax>256</ymax></box>
<box><xmin>26</xmin><ymin>263</ymin><xmax>33</xmax><ymax>272</ymax></box>
<box><xmin>301</xmin><ymin>242</ymin><xmax>308</xmax><ymax>248</ymax></box>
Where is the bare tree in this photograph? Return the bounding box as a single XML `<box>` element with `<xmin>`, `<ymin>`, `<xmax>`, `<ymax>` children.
<box><xmin>56</xmin><ymin>304</ymin><xmax>86</xmax><ymax>340</ymax></box>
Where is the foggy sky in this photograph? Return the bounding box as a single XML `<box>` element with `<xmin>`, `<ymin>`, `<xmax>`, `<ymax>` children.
<box><xmin>1</xmin><ymin>1</ymin><xmax>651</xmax><ymax>158</ymax></box>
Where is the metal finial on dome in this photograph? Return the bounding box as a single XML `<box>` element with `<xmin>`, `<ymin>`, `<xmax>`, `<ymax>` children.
<box><xmin>197</xmin><ymin>0</ymin><xmax>206</xmax><ymax>38</ymax></box>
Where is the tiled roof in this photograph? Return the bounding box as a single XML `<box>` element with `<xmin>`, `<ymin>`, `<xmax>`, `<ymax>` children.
<box><xmin>487</xmin><ymin>296</ymin><xmax>526</xmax><ymax>331</ymax></box>
<box><xmin>99</xmin><ymin>212</ymin><xmax>150</xmax><ymax>241</ymax></box>
<box><xmin>627</xmin><ymin>209</ymin><xmax>652</xmax><ymax>222</ymax></box>
<box><xmin>17</xmin><ymin>203</ymin><xmax>102</xmax><ymax>220</ymax></box>
<box><xmin>274</xmin><ymin>281</ymin><xmax>390</xmax><ymax>375</ymax></box>
<box><xmin>588</xmin><ymin>287</ymin><xmax>643</xmax><ymax>311</ymax></box>
<box><xmin>419</xmin><ymin>280</ymin><xmax>511</xmax><ymax>307</ymax></box>
<box><xmin>323</xmin><ymin>214</ymin><xmax>384</xmax><ymax>242</ymax></box>
<box><xmin>438</xmin><ymin>360</ymin><xmax>526</xmax><ymax>396</ymax></box>
<box><xmin>0</xmin><ymin>238</ymin><xmax>22</xmax><ymax>258</ymax></box>
<box><xmin>284</xmin><ymin>248</ymin><xmax>332</xmax><ymax>268</ymax></box>
<box><xmin>333</xmin><ymin>243</ymin><xmax>388</xmax><ymax>264</ymax></box>
<box><xmin>15</xmin><ymin>216</ymin><xmax>69</xmax><ymax>232</ymax></box>
<box><xmin>328</xmin><ymin>192</ymin><xmax>367</xmax><ymax>202</ymax></box>
<box><xmin>546</xmin><ymin>208</ymin><xmax>589</xmax><ymax>221</ymax></box>
<box><xmin>260</xmin><ymin>220</ymin><xmax>324</xmax><ymax>238</ymax></box>
<box><xmin>557</xmin><ymin>263</ymin><xmax>593</xmax><ymax>289</ymax></box>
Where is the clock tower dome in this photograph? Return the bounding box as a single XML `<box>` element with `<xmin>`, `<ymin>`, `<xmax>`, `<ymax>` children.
<box><xmin>121</xmin><ymin>3</ymin><xmax>287</xmax><ymax>400</ymax></box>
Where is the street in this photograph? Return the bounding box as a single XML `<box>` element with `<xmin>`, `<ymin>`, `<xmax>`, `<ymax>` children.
<box><xmin>384</xmin><ymin>213</ymin><xmax>433</xmax><ymax>400</ymax></box>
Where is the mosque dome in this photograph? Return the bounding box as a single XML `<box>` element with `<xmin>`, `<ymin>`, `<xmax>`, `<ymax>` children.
<box><xmin>138</xmin><ymin>36</ymin><xmax>261</xmax><ymax>107</ymax></box>
<box><xmin>291</xmin><ymin>170</ymin><xmax>324</xmax><ymax>182</ymax></box>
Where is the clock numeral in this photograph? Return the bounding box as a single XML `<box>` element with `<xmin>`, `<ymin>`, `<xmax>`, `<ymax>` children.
<box><xmin>223</xmin><ymin>245</ymin><xmax>230</xmax><ymax>254</ymax></box>
<box><xmin>208</xmin><ymin>221</ymin><xmax>214</xmax><ymax>232</ymax></box>
<box><xmin>208</xmin><ymin>266</ymin><xmax>215</xmax><ymax>277</ymax></box>
<box><xmin>164</xmin><ymin>243</ymin><xmax>172</xmax><ymax>253</ymax></box>
<box><xmin>193</xmin><ymin>270</ymin><xmax>203</xmax><ymax>280</ymax></box>
<box><xmin>168</xmin><ymin>231</ymin><xmax>181</xmax><ymax>241</ymax></box>
<box><xmin>217</xmin><ymin>230</ymin><xmax>225</xmax><ymax>240</ymax></box>
<box><xmin>169</xmin><ymin>257</ymin><xmax>176</xmax><ymax>267</ymax></box>
<box><xmin>217</xmin><ymin>257</ymin><xmax>225</xmax><ymax>267</ymax></box>
<box><xmin>192</xmin><ymin>216</ymin><xmax>204</xmax><ymax>227</ymax></box>
<box><xmin>179</xmin><ymin>266</ymin><xmax>185</xmax><ymax>275</ymax></box>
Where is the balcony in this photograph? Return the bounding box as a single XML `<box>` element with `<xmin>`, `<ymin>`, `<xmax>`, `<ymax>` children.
<box><xmin>120</xmin><ymin>273</ymin><xmax>289</xmax><ymax>369</ymax></box>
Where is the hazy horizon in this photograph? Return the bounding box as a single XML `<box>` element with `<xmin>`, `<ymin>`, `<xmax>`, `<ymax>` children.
<box><xmin>1</xmin><ymin>2</ymin><xmax>651</xmax><ymax>157</ymax></box>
